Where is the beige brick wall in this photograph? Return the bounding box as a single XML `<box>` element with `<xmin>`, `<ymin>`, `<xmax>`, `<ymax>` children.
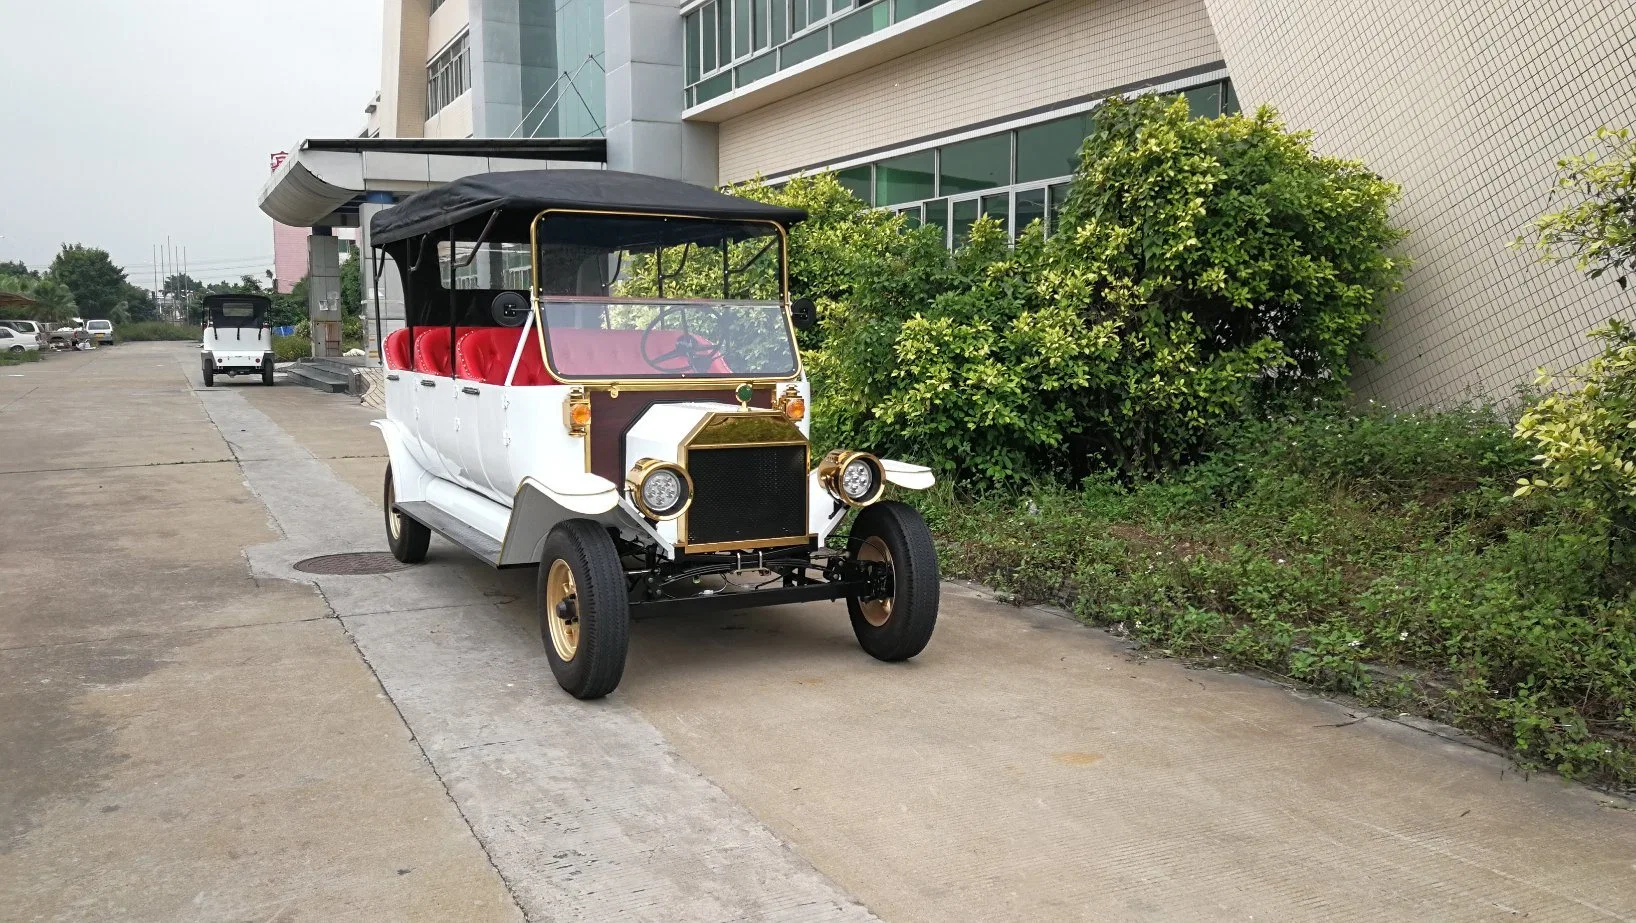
<box><xmin>1204</xmin><ymin>0</ymin><xmax>1636</xmax><ymax>406</ymax></box>
<box><xmin>716</xmin><ymin>0</ymin><xmax>1221</xmax><ymax>183</ymax></box>
<box><xmin>379</xmin><ymin>0</ymin><xmax>431</xmax><ymax>138</ymax></box>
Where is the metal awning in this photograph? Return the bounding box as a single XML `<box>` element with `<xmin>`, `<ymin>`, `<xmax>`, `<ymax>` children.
<box><xmin>258</xmin><ymin>137</ymin><xmax>607</xmax><ymax>229</ymax></box>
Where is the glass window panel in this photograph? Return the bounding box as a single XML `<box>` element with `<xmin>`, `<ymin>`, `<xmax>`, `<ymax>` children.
<box><xmin>717</xmin><ymin>0</ymin><xmax>732</xmax><ymax>64</ymax></box>
<box><xmin>1046</xmin><ymin>182</ymin><xmax>1071</xmax><ymax>236</ymax></box>
<box><xmin>809</xmin><ymin>0</ymin><xmax>826</xmax><ymax>27</ymax></box>
<box><xmin>898</xmin><ymin>205</ymin><xmax>922</xmax><ymax>228</ymax></box>
<box><xmin>685</xmin><ymin>12</ymin><xmax>701</xmax><ymax>83</ymax></box>
<box><xmin>753</xmin><ymin>0</ymin><xmax>768</xmax><ymax>50</ymax></box>
<box><xmin>770</xmin><ymin>0</ymin><xmax>786</xmax><ymax>44</ymax></box>
<box><xmin>702</xmin><ymin>4</ymin><xmax>718</xmax><ymax>72</ymax></box>
<box><xmin>734</xmin><ymin>0</ymin><xmax>751</xmax><ymax>57</ymax></box>
<box><xmin>924</xmin><ymin>197</ymin><xmax>949</xmax><ymax>243</ymax></box>
<box><xmin>1016</xmin><ymin>113</ymin><xmax>1088</xmax><ymax>183</ymax></box>
<box><xmin>875</xmin><ymin>151</ymin><xmax>935</xmax><ymax>206</ymax></box>
<box><xmin>982</xmin><ymin>194</ymin><xmax>1008</xmax><ymax>235</ymax></box>
<box><xmin>780</xmin><ymin>27</ymin><xmax>827</xmax><ymax>66</ymax></box>
<box><xmin>791</xmin><ymin>0</ymin><xmax>807</xmax><ymax>31</ymax></box>
<box><xmin>1183</xmin><ymin>82</ymin><xmax>1223</xmax><ymax>118</ymax></box>
<box><xmin>835</xmin><ymin>165</ymin><xmax>872</xmax><ymax>204</ymax></box>
<box><xmin>833</xmin><ymin>0</ymin><xmax>850</xmax><ymax>12</ymax></box>
<box><xmin>894</xmin><ymin>0</ymin><xmax>950</xmax><ymax>17</ymax></box>
<box><xmin>951</xmin><ymin>198</ymin><xmax>979</xmax><ymax>245</ymax></box>
<box><xmin>735</xmin><ymin>51</ymin><xmax>776</xmax><ymax>86</ymax></box>
<box><xmin>1014</xmin><ymin>187</ymin><xmax>1046</xmax><ymax>239</ymax></box>
<box><xmin>939</xmin><ymin>134</ymin><xmax>1009</xmax><ymax>195</ymax></box>
<box><xmin>832</xmin><ymin>1</ymin><xmax>888</xmax><ymax>46</ymax></box>
<box><xmin>695</xmin><ymin>70</ymin><xmax>734</xmax><ymax>104</ymax></box>
<box><xmin>1224</xmin><ymin>78</ymin><xmax>1240</xmax><ymax>115</ymax></box>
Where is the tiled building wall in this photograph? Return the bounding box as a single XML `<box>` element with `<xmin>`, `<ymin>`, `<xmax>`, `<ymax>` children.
<box><xmin>716</xmin><ymin>0</ymin><xmax>1221</xmax><ymax>182</ymax></box>
<box><xmin>1204</xmin><ymin>0</ymin><xmax>1636</xmax><ymax>406</ymax></box>
<box><xmin>379</xmin><ymin>0</ymin><xmax>432</xmax><ymax>137</ymax></box>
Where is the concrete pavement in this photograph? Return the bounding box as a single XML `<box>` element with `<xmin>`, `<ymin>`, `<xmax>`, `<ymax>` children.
<box><xmin>3</xmin><ymin>342</ymin><xmax>1636</xmax><ymax>922</ymax></box>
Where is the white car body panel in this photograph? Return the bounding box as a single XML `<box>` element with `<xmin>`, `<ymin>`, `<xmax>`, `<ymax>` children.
<box><xmin>203</xmin><ymin>325</ymin><xmax>271</xmax><ymax>370</ymax></box>
<box><xmin>378</xmin><ymin>344</ymin><xmax>928</xmax><ymax>566</ymax></box>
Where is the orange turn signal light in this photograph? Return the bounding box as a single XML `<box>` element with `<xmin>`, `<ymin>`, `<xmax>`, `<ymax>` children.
<box><xmin>564</xmin><ymin>387</ymin><xmax>591</xmax><ymax>435</ymax></box>
<box><xmin>782</xmin><ymin>396</ymin><xmax>806</xmax><ymax>422</ymax></box>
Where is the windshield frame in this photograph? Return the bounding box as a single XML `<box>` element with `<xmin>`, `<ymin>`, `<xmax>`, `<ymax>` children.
<box><xmin>528</xmin><ymin>208</ymin><xmax>802</xmax><ymax>385</ymax></box>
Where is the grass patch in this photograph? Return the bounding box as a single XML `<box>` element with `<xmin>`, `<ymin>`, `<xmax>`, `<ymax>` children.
<box><xmin>912</xmin><ymin>404</ymin><xmax>1636</xmax><ymax>789</ymax></box>
<box><xmin>272</xmin><ymin>334</ymin><xmax>310</xmax><ymax>362</ymax></box>
<box><xmin>0</xmin><ymin>349</ymin><xmax>43</xmax><ymax>366</ymax></box>
<box><xmin>116</xmin><ymin>322</ymin><xmax>201</xmax><ymax>341</ymax></box>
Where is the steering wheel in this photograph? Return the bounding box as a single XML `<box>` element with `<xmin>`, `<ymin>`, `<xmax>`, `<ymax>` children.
<box><xmin>640</xmin><ymin>307</ymin><xmax>725</xmax><ymax>373</ymax></box>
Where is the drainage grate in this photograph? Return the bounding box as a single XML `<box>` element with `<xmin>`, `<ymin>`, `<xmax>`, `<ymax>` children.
<box><xmin>292</xmin><ymin>552</ymin><xmax>409</xmax><ymax>575</ymax></box>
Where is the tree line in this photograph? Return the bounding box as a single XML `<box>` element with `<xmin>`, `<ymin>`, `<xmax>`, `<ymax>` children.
<box><xmin>0</xmin><ymin>244</ymin><xmax>362</xmax><ymax>328</ymax></box>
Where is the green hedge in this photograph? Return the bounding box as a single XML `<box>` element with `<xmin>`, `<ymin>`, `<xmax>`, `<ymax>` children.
<box><xmin>116</xmin><ymin>322</ymin><xmax>201</xmax><ymax>341</ymax></box>
<box><xmin>0</xmin><ymin>348</ymin><xmax>42</xmax><ymax>366</ymax></box>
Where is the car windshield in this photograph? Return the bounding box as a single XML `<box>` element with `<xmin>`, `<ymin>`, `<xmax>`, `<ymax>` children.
<box><xmin>529</xmin><ymin>214</ymin><xmax>797</xmax><ymax>381</ymax></box>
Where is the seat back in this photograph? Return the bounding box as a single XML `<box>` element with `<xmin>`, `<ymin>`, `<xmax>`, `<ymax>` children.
<box><xmin>413</xmin><ymin>327</ymin><xmax>454</xmax><ymax>376</ymax></box>
<box><xmin>383</xmin><ymin>328</ymin><xmax>415</xmax><ymax>370</ymax></box>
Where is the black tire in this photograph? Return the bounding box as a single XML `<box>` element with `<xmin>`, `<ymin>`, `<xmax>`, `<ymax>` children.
<box><xmin>262</xmin><ymin>358</ymin><xmax>275</xmax><ymax>386</ymax></box>
<box><xmin>7</xmin><ymin>346</ymin><xmax>22</xmax><ymax>353</ymax></box>
<box><xmin>203</xmin><ymin>367</ymin><xmax>214</xmax><ymax>387</ymax></box>
<box><xmin>846</xmin><ymin>501</ymin><xmax>939</xmax><ymax>662</ymax></box>
<box><xmin>383</xmin><ymin>464</ymin><xmax>430</xmax><ymax>563</ymax></box>
<box><xmin>538</xmin><ymin>520</ymin><xmax>630</xmax><ymax>699</ymax></box>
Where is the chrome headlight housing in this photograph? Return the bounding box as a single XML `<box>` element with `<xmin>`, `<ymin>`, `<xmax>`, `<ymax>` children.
<box><xmin>818</xmin><ymin>449</ymin><xmax>885</xmax><ymax>507</ymax></box>
<box><xmin>627</xmin><ymin>458</ymin><xmax>693</xmax><ymax>520</ymax></box>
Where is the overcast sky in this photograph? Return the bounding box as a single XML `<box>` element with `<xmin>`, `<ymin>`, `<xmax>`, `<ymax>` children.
<box><xmin>0</xmin><ymin>0</ymin><xmax>382</xmax><ymax>286</ymax></box>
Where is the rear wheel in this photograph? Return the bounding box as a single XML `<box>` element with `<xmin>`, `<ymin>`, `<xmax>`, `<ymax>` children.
<box><xmin>262</xmin><ymin>357</ymin><xmax>275</xmax><ymax>386</ymax></box>
<box><xmin>539</xmin><ymin>520</ymin><xmax>630</xmax><ymax>699</ymax></box>
<box><xmin>7</xmin><ymin>346</ymin><xmax>21</xmax><ymax>354</ymax></box>
<box><xmin>383</xmin><ymin>464</ymin><xmax>430</xmax><ymax>563</ymax></box>
<box><xmin>847</xmin><ymin>501</ymin><xmax>939</xmax><ymax>662</ymax></box>
<box><xmin>203</xmin><ymin>367</ymin><xmax>214</xmax><ymax>387</ymax></box>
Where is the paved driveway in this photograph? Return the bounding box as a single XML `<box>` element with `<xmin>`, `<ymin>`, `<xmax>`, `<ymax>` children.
<box><xmin>3</xmin><ymin>342</ymin><xmax>1634</xmax><ymax>922</ymax></box>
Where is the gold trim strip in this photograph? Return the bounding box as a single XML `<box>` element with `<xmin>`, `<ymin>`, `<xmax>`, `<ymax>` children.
<box><xmin>679</xmin><ymin>535</ymin><xmax>815</xmax><ymax>554</ymax></box>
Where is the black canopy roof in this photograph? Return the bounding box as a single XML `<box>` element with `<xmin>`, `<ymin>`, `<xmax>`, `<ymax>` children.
<box><xmin>369</xmin><ymin>170</ymin><xmax>807</xmax><ymax>246</ymax></box>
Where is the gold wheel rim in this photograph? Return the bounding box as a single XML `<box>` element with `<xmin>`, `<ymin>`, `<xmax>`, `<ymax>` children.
<box><xmin>545</xmin><ymin>559</ymin><xmax>580</xmax><ymax>662</ymax></box>
<box><xmin>386</xmin><ymin>477</ymin><xmax>402</xmax><ymax>540</ymax></box>
<box><xmin>857</xmin><ymin>537</ymin><xmax>893</xmax><ymax>627</ymax></box>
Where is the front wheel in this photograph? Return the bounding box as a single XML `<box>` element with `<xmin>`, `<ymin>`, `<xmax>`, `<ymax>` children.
<box><xmin>539</xmin><ymin>520</ymin><xmax>630</xmax><ymax>699</ymax></box>
<box><xmin>847</xmin><ymin>501</ymin><xmax>939</xmax><ymax>662</ymax></box>
<box><xmin>383</xmin><ymin>464</ymin><xmax>430</xmax><ymax>563</ymax></box>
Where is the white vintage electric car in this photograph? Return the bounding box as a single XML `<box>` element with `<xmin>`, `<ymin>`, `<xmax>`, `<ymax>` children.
<box><xmin>367</xmin><ymin>170</ymin><xmax>939</xmax><ymax>698</ymax></box>
<box><xmin>201</xmin><ymin>294</ymin><xmax>275</xmax><ymax>386</ymax></box>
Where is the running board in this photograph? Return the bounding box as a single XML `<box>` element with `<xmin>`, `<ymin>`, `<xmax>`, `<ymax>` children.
<box><xmin>394</xmin><ymin>501</ymin><xmax>504</xmax><ymax>567</ymax></box>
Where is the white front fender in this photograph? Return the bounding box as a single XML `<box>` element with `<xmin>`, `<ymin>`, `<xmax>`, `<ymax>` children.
<box><xmin>881</xmin><ymin>458</ymin><xmax>936</xmax><ymax>490</ymax></box>
<box><xmin>498</xmin><ymin>475</ymin><xmax>667</xmax><ymax>566</ymax></box>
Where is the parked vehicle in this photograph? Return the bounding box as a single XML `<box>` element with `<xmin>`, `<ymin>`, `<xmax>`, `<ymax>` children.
<box><xmin>85</xmin><ymin>319</ymin><xmax>115</xmax><ymax>345</ymax></box>
<box><xmin>369</xmin><ymin>170</ymin><xmax>939</xmax><ymax>699</ymax></box>
<box><xmin>0</xmin><ymin>319</ymin><xmax>45</xmax><ymax>346</ymax></box>
<box><xmin>0</xmin><ymin>325</ymin><xmax>40</xmax><ymax>353</ymax></box>
<box><xmin>45</xmin><ymin>322</ymin><xmax>91</xmax><ymax>350</ymax></box>
<box><xmin>200</xmin><ymin>294</ymin><xmax>275</xmax><ymax>386</ymax></box>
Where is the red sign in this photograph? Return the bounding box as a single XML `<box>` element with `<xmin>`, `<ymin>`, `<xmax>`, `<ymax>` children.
<box><xmin>270</xmin><ymin>151</ymin><xmax>289</xmax><ymax>172</ymax></box>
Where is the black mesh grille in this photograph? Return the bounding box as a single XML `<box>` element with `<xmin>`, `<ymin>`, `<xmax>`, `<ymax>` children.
<box><xmin>685</xmin><ymin>445</ymin><xmax>808</xmax><ymax>547</ymax></box>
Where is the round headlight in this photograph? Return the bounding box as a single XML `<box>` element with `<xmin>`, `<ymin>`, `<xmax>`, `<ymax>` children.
<box><xmin>642</xmin><ymin>468</ymin><xmax>683</xmax><ymax>512</ymax></box>
<box><xmin>841</xmin><ymin>458</ymin><xmax>876</xmax><ymax>499</ymax></box>
<box><xmin>819</xmin><ymin>449</ymin><xmax>885</xmax><ymax>507</ymax></box>
<box><xmin>627</xmin><ymin>459</ymin><xmax>692</xmax><ymax>520</ymax></box>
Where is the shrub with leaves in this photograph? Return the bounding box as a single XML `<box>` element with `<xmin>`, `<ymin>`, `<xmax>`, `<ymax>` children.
<box><xmin>1515</xmin><ymin>319</ymin><xmax>1636</xmax><ymax>531</ymax></box>
<box><xmin>763</xmin><ymin>98</ymin><xmax>1405</xmax><ymax>482</ymax></box>
<box><xmin>1522</xmin><ymin>126</ymin><xmax>1636</xmax><ymax>290</ymax></box>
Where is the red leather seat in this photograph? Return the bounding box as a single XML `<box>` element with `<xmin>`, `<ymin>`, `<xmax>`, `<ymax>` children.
<box><xmin>383</xmin><ymin>328</ymin><xmax>415</xmax><ymax>370</ymax></box>
<box><xmin>413</xmin><ymin>327</ymin><xmax>454</xmax><ymax>376</ymax></box>
<box><xmin>550</xmin><ymin>329</ymin><xmax>730</xmax><ymax>376</ymax></box>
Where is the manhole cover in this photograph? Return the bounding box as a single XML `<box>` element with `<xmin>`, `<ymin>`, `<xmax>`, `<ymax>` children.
<box><xmin>292</xmin><ymin>552</ymin><xmax>409</xmax><ymax>575</ymax></box>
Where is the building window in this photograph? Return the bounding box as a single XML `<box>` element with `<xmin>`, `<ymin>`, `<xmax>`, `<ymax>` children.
<box><xmin>804</xmin><ymin>78</ymin><xmax>1236</xmax><ymax>246</ymax></box>
<box><xmin>427</xmin><ymin>32</ymin><xmax>471</xmax><ymax>116</ymax></box>
<box><xmin>431</xmin><ymin>0</ymin><xmax>447</xmax><ymax>11</ymax></box>
<box><xmin>685</xmin><ymin>0</ymin><xmax>917</xmax><ymax>106</ymax></box>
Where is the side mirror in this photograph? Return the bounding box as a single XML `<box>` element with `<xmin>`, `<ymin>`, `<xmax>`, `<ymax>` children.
<box><xmin>790</xmin><ymin>297</ymin><xmax>818</xmax><ymax>331</ymax></box>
